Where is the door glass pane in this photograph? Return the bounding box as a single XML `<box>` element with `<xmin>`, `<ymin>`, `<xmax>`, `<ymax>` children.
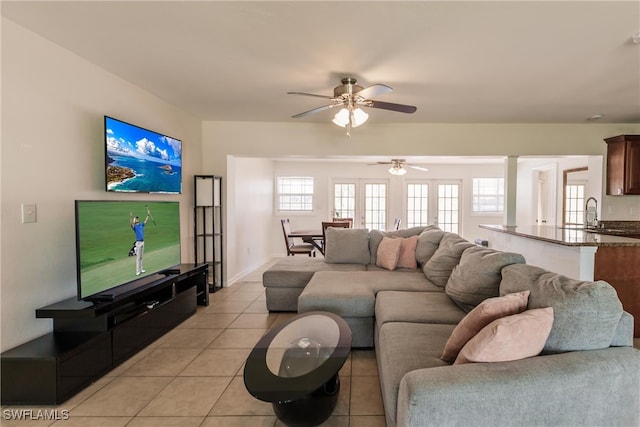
<box><xmin>364</xmin><ymin>183</ymin><xmax>386</xmax><ymax>230</ymax></box>
<box><xmin>564</xmin><ymin>184</ymin><xmax>585</xmax><ymax>225</ymax></box>
<box><xmin>438</xmin><ymin>184</ymin><xmax>459</xmax><ymax>234</ymax></box>
<box><xmin>407</xmin><ymin>183</ymin><xmax>429</xmax><ymax>227</ymax></box>
<box><xmin>333</xmin><ymin>183</ymin><xmax>356</xmax><ymax>220</ymax></box>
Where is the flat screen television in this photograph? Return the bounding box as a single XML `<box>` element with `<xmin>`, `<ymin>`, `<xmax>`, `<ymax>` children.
<box><xmin>104</xmin><ymin>116</ymin><xmax>182</xmax><ymax>194</ymax></box>
<box><xmin>75</xmin><ymin>200</ymin><xmax>181</xmax><ymax>301</ymax></box>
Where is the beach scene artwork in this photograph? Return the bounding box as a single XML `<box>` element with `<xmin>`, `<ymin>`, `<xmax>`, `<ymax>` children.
<box><xmin>105</xmin><ymin>116</ymin><xmax>182</xmax><ymax>194</ymax></box>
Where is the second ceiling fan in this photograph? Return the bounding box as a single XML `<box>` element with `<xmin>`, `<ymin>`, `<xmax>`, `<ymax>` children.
<box><xmin>372</xmin><ymin>159</ymin><xmax>429</xmax><ymax>176</ymax></box>
<box><xmin>288</xmin><ymin>77</ymin><xmax>417</xmax><ymax>135</ymax></box>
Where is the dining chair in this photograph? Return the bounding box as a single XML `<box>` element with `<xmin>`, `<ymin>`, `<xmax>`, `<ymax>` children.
<box><xmin>393</xmin><ymin>218</ymin><xmax>401</xmax><ymax>230</ymax></box>
<box><xmin>332</xmin><ymin>217</ymin><xmax>353</xmax><ymax>228</ymax></box>
<box><xmin>281</xmin><ymin>219</ymin><xmax>316</xmax><ymax>257</ymax></box>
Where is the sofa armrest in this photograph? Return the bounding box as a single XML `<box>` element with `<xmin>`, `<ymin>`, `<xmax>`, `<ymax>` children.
<box><xmin>396</xmin><ymin>347</ymin><xmax>640</xmax><ymax>427</ymax></box>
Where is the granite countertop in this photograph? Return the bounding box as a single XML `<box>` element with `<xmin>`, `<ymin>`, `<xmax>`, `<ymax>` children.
<box><xmin>480</xmin><ymin>224</ymin><xmax>640</xmax><ymax>247</ymax></box>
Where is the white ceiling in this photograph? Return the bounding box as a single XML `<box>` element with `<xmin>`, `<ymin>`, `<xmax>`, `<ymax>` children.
<box><xmin>3</xmin><ymin>1</ymin><xmax>640</xmax><ymax>125</ymax></box>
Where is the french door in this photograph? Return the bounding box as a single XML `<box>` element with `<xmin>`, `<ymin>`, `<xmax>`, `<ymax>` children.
<box><xmin>332</xmin><ymin>179</ymin><xmax>389</xmax><ymax>230</ymax></box>
<box><xmin>405</xmin><ymin>180</ymin><xmax>462</xmax><ymax>234</ymax></box>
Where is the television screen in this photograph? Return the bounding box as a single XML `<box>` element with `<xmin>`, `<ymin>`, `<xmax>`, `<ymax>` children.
<box><xmin>75</xmin><ymin>200</ymin><xmax>181</xmax><ymax>301</ymax></box>
<box><xmin>105</xmin><ymin>116</ymin><xmax>182</xmax><ymax>194</ymax></box>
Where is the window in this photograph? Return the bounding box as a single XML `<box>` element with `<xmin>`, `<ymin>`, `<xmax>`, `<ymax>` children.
<box><xmin>407</xmin><ymin>183</ymin><xmax>429</xmax><ymax>228</ymax></box>
<box><xmin>564</xmin><ymin>184</ymin><xmax>585</xmax><ymax>225</ymax></box>
<box><xmin>364</xmin><ymin>183</ymin><xmax>387</xmax><ymax>230</ymax></box>
<box><xmin>472</xmin><ymin>178</ymin><xmax>504</xmax><ymax>213</ymax></box>
<box><xmin>277</xmin><ymin>176</ymin><xmax>314</xmax><ymax>211</ymax></box>
<box><xmin>333</xmin><ymin>183</ymin><xmax>356</xmax><ymax>219</ymax></box>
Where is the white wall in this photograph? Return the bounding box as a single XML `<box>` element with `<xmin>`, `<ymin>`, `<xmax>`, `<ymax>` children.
<box><xmin>1</xmin><ymin>19</ymin><xmax>203</xmax><ymax>350</ymax></box>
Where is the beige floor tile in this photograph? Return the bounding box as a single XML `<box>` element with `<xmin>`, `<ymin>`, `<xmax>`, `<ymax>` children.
<box><xmin>351</xmin><ymin>350</ymin><xmax>378</xmax><ymax>376</ymax></box>
<box><xmin>216</xmin><ymin>291</ymin><xmax>263</xmax><ymax>302</ymax></box>
<box><xmin>243</xmin><ymin>300</ymin><xmax>269</xmax><ymax>313</ymax></box>
<box><xmin>71</xmin><ymin>377</ymin><xmax>172</xmax><ymax>416</ymax></box>
<box><xmin>121</xmin><ymin>348</ymin><xmax>202</xmax><ymax>376</ymax></box>
<box><xmin>138</xmin><ymin>377</ymin><xmax>232</xmax><ymax>416</ymax></box>
<box><xmin>339</xmin><ymin>353</ymin><xmax>352</xmax><ymax>377</ymax></box>
<box><xmin>234</xmin><ymin>283</ymin><xmax>266</xmax><ymax>293</ymax></box>
<box><xmin>208</xmin><ymin>328</ymin><xmax>267</xmax><ymax>349</ymax></box>
<box><xmin>177</xmin><ymin>313</ymin><xmax>239</xmax><ymax>329</ymax></box>
<box><xmin>333</xmin><ymin>374</ymin><xmax>351</xmax><ymax>416</ymax></box>
<box><xmin>200</xmin><ymin>415</ymin><xmax>277</xmax><ymax>427</ymax></box>
<box><xmin>62</xmin><ymin>375</ymin><xmax>114</xmax><ymax>409</ymax></box>
<box><xmin>157</xmin><ymin>327</ymin><xmax>224</xmax><ymax>348</ymax></box>
<box><xmin>350</xmin><ymin>375</ymin><xmax>385</xmax><ymax>416</ymax></box>
<box><xmin>275</xmin><ymin>415</ymin><xmax>348</xmax><ymax>427</ymax></box>
<box><xmin>228</xmin><ymin>313</ymin><xmax>278</xmax><ymax>329</ymax></box>
<box><xmin>126</xmin><ymin>417</ymin><xmax>204</xmax><ymax>427</ymax></box>
<box><xmin>200</xmin><ymin>300</ymin><xmax>252</xmax><ymax>314</ymax></box>
<box><xmin>106</xmin><ymin>345</ymin><xmax>155</xmax><ymax>376</ymax></box>
<box><xmin>209</xmin><ymin>377</ymin><xmax>274</xmax><ymax>416</ymax></box>
<box><xmin>268</xmin><ymin>313</ymin><xmax>298</xmax><ymax>329</ymax></box>
<box><xmin>51</xmin><ymin>416</ymin><xmax>131</xmax><ymax>427</ymax></box>
<box><xmin>349</xmin><ymin>415</ymin><xmax>387</xmax><ymax>427</ymax></box>
<box><xmin>180</xmin><ymin>348</ymin><xmax>251</xmax><ymax>376</ymax></box>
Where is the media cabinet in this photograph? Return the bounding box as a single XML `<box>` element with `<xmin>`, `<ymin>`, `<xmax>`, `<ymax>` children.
<box><xmin>1</xmin><ymin>263</ymin><xmax>208</xmax><ymax>405</ymax></box>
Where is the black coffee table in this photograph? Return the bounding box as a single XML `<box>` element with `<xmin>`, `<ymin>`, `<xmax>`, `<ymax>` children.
<box><xmin>243</xmin><ymin>311</ymin><xmax>352</xmax><ymax>427</ymax></box>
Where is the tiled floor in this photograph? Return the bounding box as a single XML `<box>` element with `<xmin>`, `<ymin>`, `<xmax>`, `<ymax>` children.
<box><xmin>2</xmin><ymin>262</ymin><xmax>385</xmax><ymax>427</ymax></box>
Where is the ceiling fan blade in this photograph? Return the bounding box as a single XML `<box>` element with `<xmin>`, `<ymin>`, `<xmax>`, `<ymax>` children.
<box><xmin>408</xmin><ymin>164</ymin><xmax>429</xmax><ymax>172</ymax></box>
<box><xmin>354</xmin><ymin>84</ymin><xmax>392</xmax><ymax>100</ymax></box>
<box><xmin>366</xmin><ymin>100</ymin><xmax>417</xmax><ymax>114</ymax></box>
<box><xmin>291</xmin><ymin>104</ymin><xmax>339</xmax><ymax>118</ymax></box>
<box><xmin>287</xmin><ymin>91</ymin><xmax>334</xmax><ymax>100</ymax></box>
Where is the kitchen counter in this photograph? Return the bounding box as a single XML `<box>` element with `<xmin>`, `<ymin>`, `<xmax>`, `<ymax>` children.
<box><xmin>479</xmin><ymin>224</ymin><xmax>640</xmax><ymax>247</ymax></box>
<box><xmin>481</xmin><ymin>224</ymin><xmax>640</xmax><ymax>337</ymax></box>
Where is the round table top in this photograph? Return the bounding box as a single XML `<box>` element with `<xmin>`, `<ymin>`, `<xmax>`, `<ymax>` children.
<box><xmin>243</xmin><ymin>311</ymin><xmax>352</xmax><ymax>402</ymax></box>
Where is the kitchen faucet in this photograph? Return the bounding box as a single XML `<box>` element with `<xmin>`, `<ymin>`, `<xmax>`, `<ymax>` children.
<box><xmin>585</xmin><ymin>197</ymin><xmax>598</xmax><ymax>228</ymax></box>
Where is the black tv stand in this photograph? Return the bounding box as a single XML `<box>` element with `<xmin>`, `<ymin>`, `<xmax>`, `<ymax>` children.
<box><xmin>1</xmin><ymin>263</ymin><xmax>209</xmax><ymax>405</ymax></box>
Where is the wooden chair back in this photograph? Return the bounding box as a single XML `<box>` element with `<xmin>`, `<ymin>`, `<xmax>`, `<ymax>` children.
<box><xmin>332</xmin><ymin>217</ymin><xmax>353</xmax><ymax>228</ymax></box>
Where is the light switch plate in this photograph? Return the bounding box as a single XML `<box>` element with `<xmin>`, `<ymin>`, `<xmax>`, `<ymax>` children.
<box><xmin>22</xmin><ymin>203</ymin><xmax>37</xmax><ymax>223</ymax></box>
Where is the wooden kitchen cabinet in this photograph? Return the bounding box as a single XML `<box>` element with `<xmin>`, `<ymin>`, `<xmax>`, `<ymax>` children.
<box><xmin>605</xmin><ymin>135</ymin><xmax>640</xmax><ymax>195</ymax></box>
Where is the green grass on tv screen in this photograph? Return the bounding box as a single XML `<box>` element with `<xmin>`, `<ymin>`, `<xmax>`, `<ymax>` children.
<box><xmin>76</xmin><ymin>201</ymin><xmax>181</xmax><ymax>298</ymax></box>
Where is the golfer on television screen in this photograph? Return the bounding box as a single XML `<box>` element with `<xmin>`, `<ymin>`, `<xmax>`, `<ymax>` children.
<box><xmin>130</xmin><ymin>208</ymin><xmax>150</xmax><ymax>275</ymax></box>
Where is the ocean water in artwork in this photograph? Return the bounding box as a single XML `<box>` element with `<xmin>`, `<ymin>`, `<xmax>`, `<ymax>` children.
<box><xmin>108</xmin><ymin>155</ymin><xmax>182</xmax><ymax>194</ymax></box>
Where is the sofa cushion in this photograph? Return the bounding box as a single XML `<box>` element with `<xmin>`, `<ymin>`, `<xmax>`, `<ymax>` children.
<box><xmin>397</xmin><ymin>235</ymin><xmax>419</xmax><ymax>269</ymax></box>
<box><xmin>324</xmin><ymin>227</ymin><xmax>370</xmax><ymax>264</ymax></box>
<box><xmin>263</xmin><ymin>257</ymin><xmax>365</xmax><ymax>288</ymax></box>
<box><xmin>376</xmin><ymin>237</ymin><xmax>402</xmax><ymax>270</ymax></box>
<box><xmin>440</xmin><ymin>290</ymin><xmax>530</xmax><ymax>363</ymax></box>
<box><xmin>500</xmin><ymin>264</ymin><xmax>623</xmax><ymax>352</ymax></box>
<box><xmin>423</xmin><ymin>233</ymin><xmax>474</xmax><ymax>288</ymax></box>
<box><xmin>415</xmin><ymin>226</ymin><xmax>445</xmax><ymax>265</ymax></box>
<box><xmin>445</xmin><ymin>247</ymin><xmax>526</xmax><ymax>312</ymax></box>
<box><xmin>369</xmin><ymin>226</ymin><xmax>428</xmax><ymax>265</ymax></box>
<box><xmin>375</xmin><ymin>291</ymin><xmax>466</xmax><ymax>333</ymax></box>
<box><xmin>377</xmin><ymin>322</ymin><xmax>455</xmax><ymax>426</ymax></box>
<box><xmin>454</xmin><ymin>307</ymin><xmax>554</xmax><ymax>364</ymax></box>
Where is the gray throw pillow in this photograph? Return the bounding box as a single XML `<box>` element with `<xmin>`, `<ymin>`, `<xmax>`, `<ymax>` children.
<box><xmin>500</xmin><ymin>264</ymin><xmax>623</xmax><ymax>352</ymax></box>
<box><xmin>445</xmin><ymin>246</ymin><xmax>526</xmax><ymax>312</ymax></box>
<box><xmin>415</xmin><ymin>226</ymin><xmax>445</xmax><ymax>265</ymax></box>
<box><xmin>369</xmin><ymin>226</ymin><xmax>428</xmax><ymax>265</ymax></box>
<box><xmin>324</xmin><ymin>228</ymin><xmax>371</xmax><ymax>264</ymax></box>
<box><xmin>423</xmin><ymin>233</ymin><xmax>474</xmax><ymax>287</ymax></box>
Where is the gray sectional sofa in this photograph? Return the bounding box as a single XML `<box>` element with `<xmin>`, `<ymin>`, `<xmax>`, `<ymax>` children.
<box><xmin>263</xmin><ymin>225</ymin><xmax>640</xmax><ymax>427</ymax></box>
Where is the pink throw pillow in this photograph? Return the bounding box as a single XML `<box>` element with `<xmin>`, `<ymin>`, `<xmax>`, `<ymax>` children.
<box><xmin>441</xmin><ymin>290</ymin><xmax>530</xmax><ymax>363</ymax></box>
<box><xmin>397</xmin><ymin>235</ymin><xmax>419</xmax><ymax>269</ymax></box>
<box><xmin>454</xmin><ymin>307</ymin><xmax>554</xmax><ymax>364</ymax></box>
<box><xmin>376</xmin><ymin>237</ymin><xmax>402</xmax><ymax>271</ymax></box>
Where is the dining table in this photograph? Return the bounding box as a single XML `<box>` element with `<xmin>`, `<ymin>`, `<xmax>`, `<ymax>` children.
<box><xmin>288</xmin><ymin>229</ymin><xmax>325</xmax><ymax>254</ymax></box>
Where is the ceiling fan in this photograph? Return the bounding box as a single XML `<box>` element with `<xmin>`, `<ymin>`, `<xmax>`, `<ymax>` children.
<box><xmin>288</xmin><ymin>77</ymin><xmax>417</xmax><ymax>135</ymax></box>
<box><xmin>371</xmin><ymin>159</ymin><xmax>429</xmax><ymax>176</ymax></box>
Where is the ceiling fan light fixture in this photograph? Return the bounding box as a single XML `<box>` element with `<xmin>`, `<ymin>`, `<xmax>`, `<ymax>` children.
<box><xmin>351</xmin><ymin>107</ymin><xmax>369</xmax><ymax>127</ymax></box>
<box><xmin>388</xmin><ymin>165</ymin><xmax>407</xmax><ymax>176</ymax></box>
<box><xmin>332</xmin><ymin>108</ymin><xmax>350</xmax><ymax>127</ymax></box>
<box><xmin>332</xmin><ymin>107</ymin><xmax>369</xmax><ymax>128</ymax></box>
